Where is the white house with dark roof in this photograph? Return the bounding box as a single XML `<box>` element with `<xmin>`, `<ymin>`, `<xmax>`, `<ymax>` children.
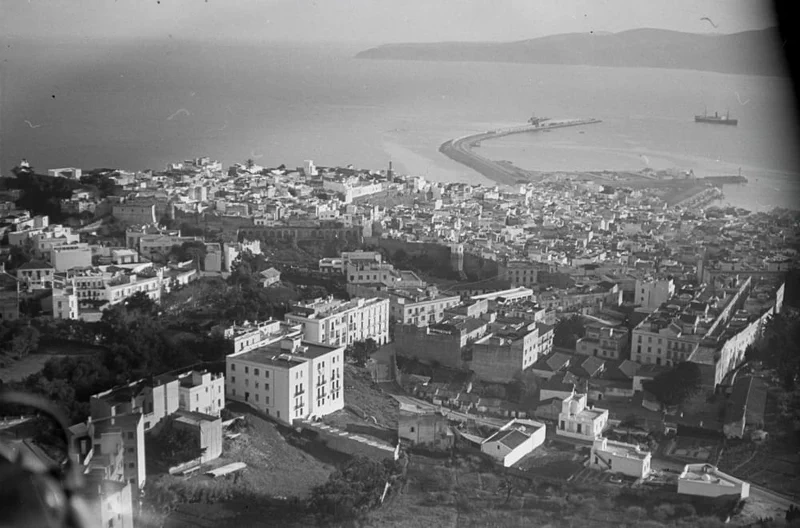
<box><xmin>480</xmin><ymin>418</ymin><xmax>546</xmax><ymax>467</ymax></box>
<box><xmin>16</xmin><ymin>260</ymin><xmax>55</xmax><ymax>290</ymax></box>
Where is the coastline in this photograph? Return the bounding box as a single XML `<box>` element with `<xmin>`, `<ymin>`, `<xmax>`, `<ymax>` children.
<box><xmin>438</xmin><ymin>119</ymin><xmax>602</xmax><ymax>187</ymax></box>
<box><xmin>438</xmin><ymin>119</ymin><xmax>748</xmax><ymax>208</ymax></box>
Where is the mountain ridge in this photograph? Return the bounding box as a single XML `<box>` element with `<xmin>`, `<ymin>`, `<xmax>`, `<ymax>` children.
<box><xmin>356</xmin><ymin>27</ymin><xmax>788</xmax><ymax>77</ymax></box>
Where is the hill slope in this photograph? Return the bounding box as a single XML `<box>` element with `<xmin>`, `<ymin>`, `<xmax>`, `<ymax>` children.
<box><xmin>356</xmin><ymin>28</ymin><xmax>788</xmax><ymax>77</ymax></box>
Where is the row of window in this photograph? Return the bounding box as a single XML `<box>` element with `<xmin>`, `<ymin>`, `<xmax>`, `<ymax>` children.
<box><xmin>230</xmin><ymin>364</ymin><xmax>271</xmax><ymax>378</ymax></box>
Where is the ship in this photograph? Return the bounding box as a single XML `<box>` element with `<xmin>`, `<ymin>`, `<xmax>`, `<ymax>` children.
<box><xmin>695</xmin><ymin>108</ymin><xmax>738</xmax><ymax>126</ymax></box>
<box><xmin>528</xmin><ymin>115</ymin><xmax>550</xmax><ymax>127</ymax></box>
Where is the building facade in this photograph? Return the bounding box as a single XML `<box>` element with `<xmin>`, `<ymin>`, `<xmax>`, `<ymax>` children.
<box><xmin>225</xmin><ymin>334</ymin><xmax>345</xmax><ymax>425</ymax></box>
<box><xmin>177</xmin><ymin>370</ymin><xmax>225</xmax><ymax>417</ymax></box>
<box><xmin>576</xmin><ymin>325</ymin><xmax>630</xmax><ymax>360</ymax></box>
<box><xmin>556</xmin><ymin>392</ymin><xmax>609</xmax><ymax>441</ymax></box>
<box><xmin>590</xmin><ymin>436</ymin><xmax>651</xmax><ymax>478</ymax></box>
<box><xmin>285</xmin><ymin>296</ymin><xmax>390</xmax><ymax>347</ymax></box>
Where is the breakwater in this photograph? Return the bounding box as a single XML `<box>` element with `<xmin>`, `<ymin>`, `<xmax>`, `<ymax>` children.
<box><xmin>439</xmin><ymin>119</ymin><xmax>603</xmax><ymax>186</ymax></box>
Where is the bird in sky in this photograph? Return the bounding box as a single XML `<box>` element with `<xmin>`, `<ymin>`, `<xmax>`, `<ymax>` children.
<box><xmin>24</xmin><ymin>120</ymin><xmax>41</xmax><ymax>129</ymax></box>
<box><xmin>700</xmin><ymin>17</ymin><xmax>718</xmax><ymax>29</ymax></box>
<box><xmin>167</xmin><ymin>108</ymin><xmax>191</xmax><ymax>121</ymax></box>
<box><xmin>735</xmin><ymin>92</ymin><xmax>750</xmax><ymax>105</ymax></box>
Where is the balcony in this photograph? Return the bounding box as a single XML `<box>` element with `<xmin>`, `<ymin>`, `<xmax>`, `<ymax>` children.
<box><xmin>294</xmin><ymin>403</ymin><xmax>304</xmax><ymax>411</ymax></box>
<box><xmin>294</xmin><ymin>388</ymin><xmax>305</xmax><ymax>396</ymax></box>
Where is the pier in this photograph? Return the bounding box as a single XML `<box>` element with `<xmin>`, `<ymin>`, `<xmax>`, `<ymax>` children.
<box><xmin>439</xmin><ymin>118</ymin><xmax>603</xmax><ymax>186</ymax></box>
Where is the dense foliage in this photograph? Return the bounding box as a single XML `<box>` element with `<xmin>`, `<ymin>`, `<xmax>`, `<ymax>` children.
<box><xmin>350</xmin><ymin>338</ymin><xmax>378</xmax><ymax>367</ymax></box>
<box><xmin>0</xmin><ymin>323</ymin><xmax>41</xmax><ymax>361</ymax></box>
<box><xmin>309</xmin><ymin>456</ymin><xmax>404</xmax><ymax>521</ymax></box>
<box><xmin>553</xmin><ymin>315</ymin><xmax>586</xmax><ymax>348</ymax></box>
<box><xmin>147</xmin><ymin>418</ymin><xmax>205</xmax><ymax>465</ymax></box>
<box><xmin>643</xmin><ymin>361</ymin><xmax>703</xmax><ymax>408</ymax></box>
<box><xmin>2</xmin><ymin>170</ymin><xmax>83</xmax><ymax>220</ymax></box>
<box><xmin>747</xmin><ymin>313</ymin><xmax>800</xmax><ymax>390</ymax></box>
<box><xmin>6</xmin><ymin>292</ymin><xmax>232</xmax><ymax>422</ymax></box>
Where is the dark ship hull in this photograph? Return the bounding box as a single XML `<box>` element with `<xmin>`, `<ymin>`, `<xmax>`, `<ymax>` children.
<box><xmin>695</xmin><ymin>112</ymin><xmax>738</xmax><ymax>126</ymax></box>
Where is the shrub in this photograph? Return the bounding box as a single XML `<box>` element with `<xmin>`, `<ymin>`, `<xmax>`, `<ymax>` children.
<box><xmin>455</xmin><ymin>495</ymin><xmax>474</xmax><ymax>513</ymax></box>
<box><xmin>653</xmin><ymin>503</ymin><xmax>676</xmax><ymax>521</ymax></box>
<box><xmin>692</xmin><ymin>516</ymin><xmax>726</xmax><ymax>528</ymax></box>
<box><xmin>674</xmin><ymin>502</ymin><xmax>697</xmax><ymax>518</ymax></box>
<box><xmin>626</xmin><ymin>506</ymin><xmax>647</xmax><ymax>520</ymax></box>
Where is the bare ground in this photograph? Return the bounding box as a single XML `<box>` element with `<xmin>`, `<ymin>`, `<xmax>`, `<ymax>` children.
<box><xmin>323</xmin><ymin>364</ymin><xmax>399</xmax><ymax>430</ymax></box>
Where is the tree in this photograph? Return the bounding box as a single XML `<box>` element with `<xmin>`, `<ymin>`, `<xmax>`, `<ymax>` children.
<box><xmin>124</xmin><ymin>291</ymin><xmax>159</xmax><ymax>316</ymax></box>
<box><xmin>6</xmin><ymin>326</ymin><xmax>40</xmax><ymax>359</ymax></box>
<box><xmin>554</xmin><ymin>315</ymin><xmax>586</xmax><ymax>348</ymax></box>
<box><xmin>351</xmin><ymin>338</ymin><xmax>378</xmax><ymax>366</ymax></box>
<box><xmin>150</xmin><ymin>418</ymin><xmax>205</xmax><ymax>464</ymax></box>
<box><xmin>619</xmin><ymin>414</ymin><xmax>640</xmax><ymax>432</ymax></box>
<box><xmin>643</xmin><ymin>362</ymin><xmax>703</xmax><ymax>408</ymax></box>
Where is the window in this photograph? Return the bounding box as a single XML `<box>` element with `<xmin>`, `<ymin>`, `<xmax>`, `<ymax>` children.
<box><xmin>265</xmin><ymin>383</ymin><xmax>270</xmax><ymax>391</ymax></box>
<box><xmin>410</xmin><ymin>426</ymin><xmax>415</xmax><ymax>433</ymax></box>
<box><xmin>245</xmin><ymin>366</ymin><xmax>249</xmax><ymax>374</ymax></box>
<box><xmin>265</xmin><ymin>371</ymin><xmax>270</xmax><ymax>378</ymax></box>
<box><xmin>231</xmin><ymin>376</ymin><xmax>235</xmax><ymax>383</ymax></box>
<box><xmin>254</xmin><ymin>368</ymin><xmax>260</xmax><ymax>376</ymax></box>
<box><xmin>128</xmin><ymin>463</ymin><xmax>135</xmax><ymax>469</ymax></box>
<box><xmin>255</xmin><ymin>394</ymin><xmax>259</xmax><ymax>402</ymax></box>
<box><xmin>255</xmin><ymin>382</ymin><xmax>259</xmax><ymax>389</ymax></box>
<box><xmin>127</xmin><ymin>432</ymin><xmax>134</xmax><ymax>440</ymax></box>
<box><xmin>231</xmin><ymin>364</ymin><xmax>236</xmax><ymax>371</ymax></box>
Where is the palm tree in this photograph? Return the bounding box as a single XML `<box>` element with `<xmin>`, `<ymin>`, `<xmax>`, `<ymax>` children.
<box><xmin>246</xmin><ymin>158</ymin><xmax>254</xmax><ymax>170</ymax></box>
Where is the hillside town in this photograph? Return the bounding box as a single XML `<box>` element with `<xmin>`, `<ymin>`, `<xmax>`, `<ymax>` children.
<box><xmin>0</xmin><ymin>157</ymin><xmax>799</xmax><ymax>527</ymax></box>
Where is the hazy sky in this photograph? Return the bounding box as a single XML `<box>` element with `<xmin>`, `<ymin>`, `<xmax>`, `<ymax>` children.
<box><xmin>1</xmin><ymin>0</ymin><xmax>778</xmax><ymax>43</ymax></box>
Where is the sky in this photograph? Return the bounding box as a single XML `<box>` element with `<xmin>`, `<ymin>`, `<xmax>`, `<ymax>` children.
<box><xmin>0</xmin><ymin>0</ymin><xmax>778</xmax><ymax>44</ymax></box>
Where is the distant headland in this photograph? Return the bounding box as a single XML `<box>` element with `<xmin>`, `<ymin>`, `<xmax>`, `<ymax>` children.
<box><xmin>356</xmin><ymin>27</ymin><xmax>788</xmax><ymax>78</ymax></box>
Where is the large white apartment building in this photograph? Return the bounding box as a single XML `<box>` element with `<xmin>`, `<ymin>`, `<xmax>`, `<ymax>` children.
<box><xmin>226</xmin><ymin>331</ymin><xmax>344</xmax><ymax>424</ymax></box>
<box><xmin>285</xmin><ymin>296</ymin><xmax>390</xmax><ymax>347</ymax></box>
<box><xmin>347</xmin><ymin>285</ymin><xmax>462</xmax><ymax>327</ymax></box>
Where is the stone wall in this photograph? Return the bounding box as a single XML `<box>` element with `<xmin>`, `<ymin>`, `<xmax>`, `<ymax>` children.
<box><xmin>470</xmin><ymin>341</ymin><xmax>522</xmax><ymax>383</ymax></box>
<box><xmin>393</xmin><ymin>324</ymin><xmax>467</xmax><ymax>369</ymax></box>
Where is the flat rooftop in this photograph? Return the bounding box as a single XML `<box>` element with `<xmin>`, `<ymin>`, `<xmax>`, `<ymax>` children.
<box><xmin>234</xmin><ymin>341</ymin><xmax>339</xmax><ymax>367</ymax></box>
<box><xmin>680</xmin><ymin>464</ymin><xmax>744</xmax><ymax>487</ymax></box>
<box><xmin>600</xmin><ymin>439</ymin><xmax>650</xmax><ymax>460</ymax></box>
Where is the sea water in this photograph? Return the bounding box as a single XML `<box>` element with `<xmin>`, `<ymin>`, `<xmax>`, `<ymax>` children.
<box><xmin>2</xmin><ymin>38</ymin><xmax>798</xmax><ymax>211</ymax></box>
